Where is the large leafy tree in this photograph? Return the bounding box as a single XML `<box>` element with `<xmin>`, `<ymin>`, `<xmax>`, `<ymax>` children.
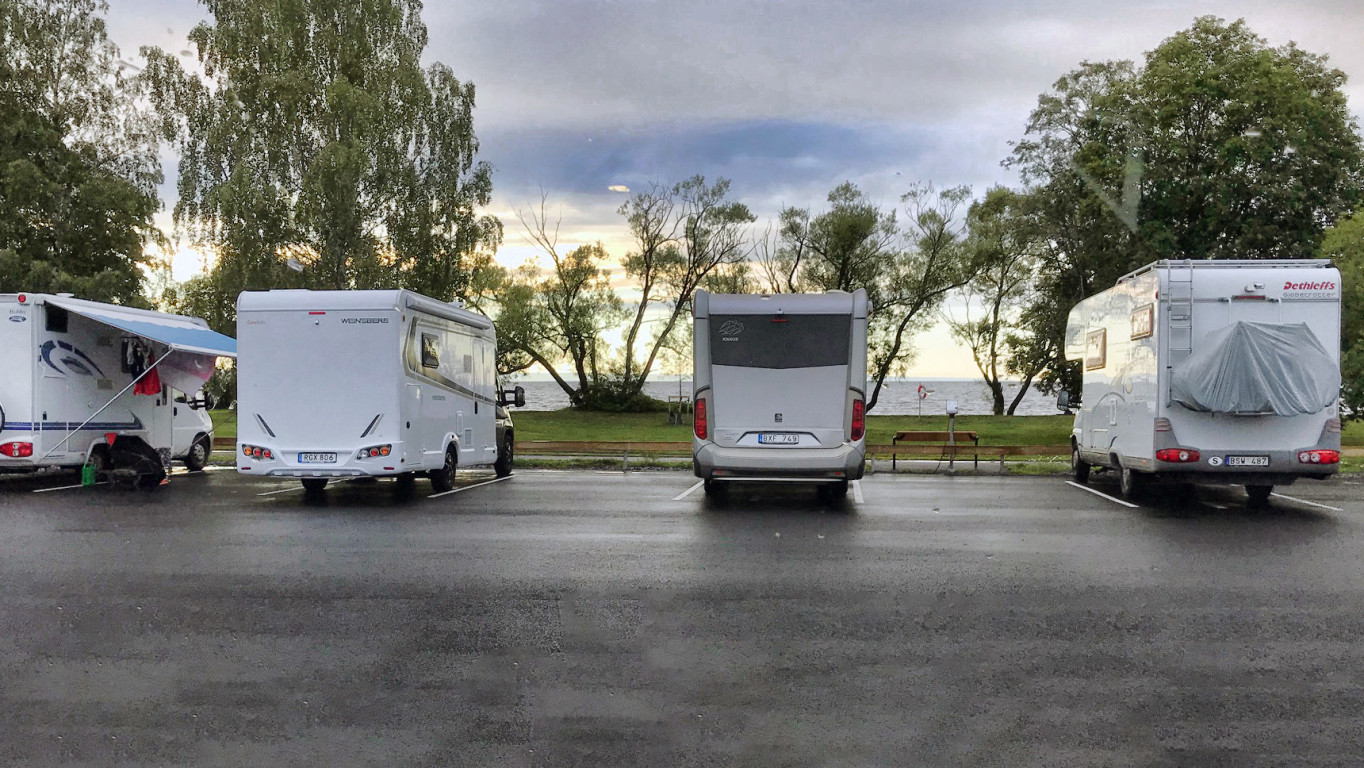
<box><xmin>141</xmin><ymin>0</ymin><xmax>500</xmax><ymax>311</ymax></box>
<box><xmin>1008</xmin><ymin>17</ymin><xmax>1364</xmax><ymax>393</ymax></box>
<box><xmin>0</xmin><ymin>0</ymin><xmax>163</xmax><ymax>305</ymax></box>
<box><xmin>1321</xmin><ymin>210</ymin><xmax>1364</xmax><ymax>419</ymax></box>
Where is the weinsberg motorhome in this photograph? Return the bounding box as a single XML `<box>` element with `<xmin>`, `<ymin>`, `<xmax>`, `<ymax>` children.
<box><xmin>235</xmin><ymin>289</ymin><xmax>523</xmax><ymax>493</ymax></box>
<box><xmin>0</xmin><ymin>293</ymin><xmax>235</xmax><ymax>485</ymax></box>
<box><xmin>692</xmin><ymin>289</ymin><xmax>869</xmax><ymax>499</ymax></box>
<box><xmin>1060</xmin><ymin>259</ymin><xmax>1342</xmax><ymax>503</ymax></box>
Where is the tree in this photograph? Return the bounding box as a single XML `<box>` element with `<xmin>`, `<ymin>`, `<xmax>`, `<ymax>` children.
<box><xmin>944</xmin><ymin>187</ymin><xmax>1040</xmax><ymax>415</ymax></box>
<box><xmin>0</xmin><ymin>0</ymin><xmax>163</xmax><ymax>305</ymax></box>
<box><xmin>1007</xmin><ymin>17</ymin><xmax>1364</xmax><ymax>393</ymax></box>
<box><xmin>140</xmin><ymin>0</ymin><xmax>499</xmax><ymax>314</ymax></box>
<box><xmin>1321</xmin><ymin>209</ymin><xmax>1364</xmax><ymax>419</ymax></box>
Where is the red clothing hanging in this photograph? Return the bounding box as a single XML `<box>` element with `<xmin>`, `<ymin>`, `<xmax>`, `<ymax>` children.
<box><xmin>134</xmin><ymin>352</ymin><xmax>162</xmax><ymax>395</ymax></box>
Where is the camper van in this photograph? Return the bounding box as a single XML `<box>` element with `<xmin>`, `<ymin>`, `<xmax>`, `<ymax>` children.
<box><xmin>1060</xmin><ymin>260</ymin><xmax>1342</xmax><ymax>503</ymax></box>
<box><xmin>0</xmin><ymin>293</ymin><xmax>235</xmax><ymax>483</ymax></box>
<box><xmin>692</xmin><ymin>289</ymin><xmax>869</xmax><ymax>499</ymax></box>
<box><xmin>235</xmin><ymin>289</ymin><xmax>523</xmax><ymax>492</ymax></box>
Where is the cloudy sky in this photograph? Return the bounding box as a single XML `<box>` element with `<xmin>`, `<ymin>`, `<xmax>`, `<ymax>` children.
<box><xmin>105</xmin><ymin>0</ymin><xmax>1364</xmax><ymax>378</ymax></box>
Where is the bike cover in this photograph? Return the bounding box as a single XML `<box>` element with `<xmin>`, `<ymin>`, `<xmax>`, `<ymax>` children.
<box><xmin>1170</xmin><ymin>321</ymin><xmax>1339</xmax><ymax>416</ymax></box>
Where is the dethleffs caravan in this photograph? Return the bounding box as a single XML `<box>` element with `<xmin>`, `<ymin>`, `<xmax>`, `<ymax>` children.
<box><xmin>235</xmin><ymin>290</ymin><xmax>523</xmax><ymax>493</ymax></box>
<box><xmin>0</xmin><ymin>293</ymin><xmax>235</xmax><ymax>485</ymax></box>
<box><xmin>1060</xmin><ymin>259</ymin><xmax>1342</xmax><ymax>503</ymax></box>
<box><xmin>692</xmin><ymin>289</ymin><xmax>869</xmax><ymax>499</ymax></box>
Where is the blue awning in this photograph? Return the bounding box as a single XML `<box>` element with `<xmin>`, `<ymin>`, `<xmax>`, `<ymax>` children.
<box><xmin>45</xmin><ymin>297</ymin><xmax>237</xmax><ymax>358</ymax></box>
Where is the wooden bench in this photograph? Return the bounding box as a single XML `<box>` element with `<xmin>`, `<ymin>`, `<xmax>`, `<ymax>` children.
<box><xmin>891</xmin><ymin>430</ymin><xmax>982</xmax><ymax>469</ymax></box>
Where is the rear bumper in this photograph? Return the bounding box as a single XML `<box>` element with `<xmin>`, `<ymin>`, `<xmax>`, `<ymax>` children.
<box><xmin>236</xmin><ymin>442</ymin><xmax>410</xmax><ymax>478</ymax></box>
<box><xmin>693</xmin><ymin>442</ymin><xmax>865</xmax><ymax>480</ymax></box>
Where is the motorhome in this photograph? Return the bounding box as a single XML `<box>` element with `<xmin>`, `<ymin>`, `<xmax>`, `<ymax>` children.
<box><xmin>0</xmin><ymin>293</ymin><xmax>235</xmax><ymax>484</ymax></box>
<box><xmin>692</xmin><ymin>289</ymin><xmax>869</xmax><ymax>499</ymax></box>
<box><xmin>1060</xmin><ymin>259</ymin><xmax>1342</xmax><ymax>503</ymax></box>
<box><xmin>235</xmin><ymin>289</ymin><xmax>523</xmax><ymax>492</ymax></box>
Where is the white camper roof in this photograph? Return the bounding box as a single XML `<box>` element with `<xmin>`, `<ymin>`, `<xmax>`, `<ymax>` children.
<box><xmin>237</xmin><ymin>289</ymin><xmax>492</xmax><ymax>330</ymax></box>
<box><xmin>8</xmin><ymin>293</ymin><xmax>237</xmax><ymax>358</ymax></box>
<box><xmin>701</xmin><ymin>290</ymin><xmax>868</xmax><ymax>318</ymax></box>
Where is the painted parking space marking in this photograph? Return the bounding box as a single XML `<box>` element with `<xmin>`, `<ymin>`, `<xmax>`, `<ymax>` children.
<box><xmin>1065</xmin><ymin>480</ymin><xmax>1140</xmax><ymax>508</ymax></box>
<box><xmin>32</xmin><ymin>482</ymin><xmax>109</xmax><ymax>493</ymax></box>
<box><xmin>852</xmin><ymin>480</ymin><xmax>864</xmax><ymax>504</ymax></box>
<box><xmin>257</xmin><ymin>485</ymin><xmax>305</xmax><ymax>496</ymax></box>
<box><xmin>428</xmin><ymin>474</ymin><xmax>513</xmax><ymax>499</ymax></box>
<box><xmin>673</xmin><ymin>481</ymin><xmax>704</xmax><ymax>500</ymax></box>
<box><xmin>1271</xmin><ymin>492</ymin><xmax>1343</xmax><ymax>512</ymax></box>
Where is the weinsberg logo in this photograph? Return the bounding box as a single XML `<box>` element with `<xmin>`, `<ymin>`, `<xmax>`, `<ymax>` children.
<box><xmin>341</xmin><ymin>317</ymin><xmax>388</xmax><ymax>324</ymax></box>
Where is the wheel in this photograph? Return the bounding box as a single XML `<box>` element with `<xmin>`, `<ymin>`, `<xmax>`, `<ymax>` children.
<box><xmin>184</xmin><ymin>435</ymin><xmax>210</xmax><ymax>472</ymax></box>
<box><xmin>1119</xmin><ymin>466</ymin><xmax>1146</xmax><ymax>500</ymax></box>
<box><xmin>394</xmin><ymin>473</ymin><xmax>417</xmax><ymax>496</ymax></box>
<box><xmin>429</xmin><ymin>447</ymin><xmax>457</xmax><ymax>492</ymax></box>
<box><xmin>1071</xmin><ymin>444</ymin><xmax>1090</xmax><ymax>484</ymax></box>
<box><xmin>1246</xmin><ymin>484</ymin><xmax>1273</xmax><ymax>507</ymax></box>
<box><xmin>88</xmin><ymin>445</ymin><xmax>111</xmax><ymax>474</ymax></box>
<box><xmin>301</xmin><ymin>478</ymin><xmax>328</xmax><ymax>492</ymax></box>
<box><xmin>820</xmin><ymin>479</ymin><xmax>850</xmax><ymax>502</ymax></box>
<box><xmin>493</xmin><ymin>435</ymin><xmax>513</xmax><ymax>477</ymax></box>
<box><xmin>702</xmin><ymin>478</ymin><xmax>723</xmax><ymax>497</ymax></box>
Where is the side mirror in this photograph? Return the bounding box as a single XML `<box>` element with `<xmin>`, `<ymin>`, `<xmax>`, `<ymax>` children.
<box><xmin>1057</xmin><ymin>389</ymin><xmax>1078</xmax><ymax>412</ymax></box>
<box><xmin>498</xmin><ymin>385</ymin><xmax>526</xmax><ymax>408</ymax></box>
<box><xmin>188</xmin><ymin>392</ymin><xmax>216</xmax><ymax>411</ymax></box>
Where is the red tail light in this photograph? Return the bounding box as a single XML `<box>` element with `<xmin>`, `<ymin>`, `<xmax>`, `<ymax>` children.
<box><xmin>1156</xmin><ymin>448</ymin><xmax>1200</xmax><ymax>463</ymax></box>
<box><xmin>851</xmin><ymin>398</ymin><xmax>865</xmax><ymax>441</ymax></box>
<box><xmin>0</xmin><ymin>442</ymin><xmax>34</xmax><ymax>458</ymax></box>
<box><xmin>1298</xmin><ymin>450</ymin><xmax>1339</xmax><ymax>465</ymax></box>
<box><xmin>694</xmin><ymin>398</ymin><xmax>708</xmax><ymax>441</ymax></box>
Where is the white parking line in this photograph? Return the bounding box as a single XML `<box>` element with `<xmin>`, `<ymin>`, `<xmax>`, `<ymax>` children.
<box><xmin>32</xmin><ymin>482</ymin><xmax>108</xmax><ymax>493</ymax></box>
<box><xmin>257</xmin><ymin>485</ymin><xmax>305</xmax><ymax>496</ymax></box>
<box><xmin>1270</xmin><ymin>492</ymin><xmax>1343</xmax><ymax>512</ymax></box>
<box><xmin>852</xmin><ymin>480</ymin><xmax>864</xmax><ymax>504</ymax></box>
<box><xmin>673</xmin><ymin>481</ymin><xmax>704</xmax><ymax>501</ymax></box>
<box><xmin>1065</xmin><ymin>481</ymin><xmax>1139</xmax><ymax>508</ymax></box>
<box><xmin>428</xmin><ymin>474</ymin><xmax>513</xmax><ymax>499</ymax></box>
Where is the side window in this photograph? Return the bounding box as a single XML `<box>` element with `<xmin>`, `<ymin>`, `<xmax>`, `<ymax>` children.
<box><xmin>421</xmin><ymin>332</ymin><xmax>440</xmax><ymax>369</ymax></box>
<box><xmin>1085</xmin><ymin>329</ymin><xmax>1107</xmax><ymax>371</ymax></box>
<box><xmin>46</xmin><ymin>305</ymin><xmax>69</xmax><ymax>333</ymax></box>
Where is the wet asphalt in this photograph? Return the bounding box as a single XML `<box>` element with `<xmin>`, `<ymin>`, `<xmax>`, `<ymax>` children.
<box><xmin>2</xmin><ymin>467</ymin><xmax>1363</xmax><ymax>767</ymax></box>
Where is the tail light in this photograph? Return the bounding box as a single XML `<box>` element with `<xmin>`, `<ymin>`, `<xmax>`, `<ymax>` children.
<box><xmin>1156</xmin><ymin>448</ymin><xmax>1200</xmax><ymax>463</ymax></box>
<box><xmin>0</xmin><ymin>442</ymin><xmax>34</xmax><ymax>458</ymax></box>
<box><xmin>357</xmin><ymin>444</ymin><xmax>392</xmax><ymax>459</ymax></box>
<box><xmin>1298</xmin><ymin>450</ymin><xmax>1339</xmax><ymax>465</ymax></box>
<box><xmin>241</xmin><ymin>444</ymin><xmax>273</xmax><ymax>459</ymax></box>
<box><xmin>850</xmin><ymin>398</ymin><xmax>865</xmax><ymax>441</ymax></box>
<box><xmin>694</xmin><ymin>398</ymin><xmax>708</xmax><ymax>441</ymax></box>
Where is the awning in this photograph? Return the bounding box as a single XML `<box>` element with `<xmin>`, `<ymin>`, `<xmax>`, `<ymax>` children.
<box><xmin>45</xmin><ymin>296</ymin><xmax>237</xmax><ymax>358</ymax></box>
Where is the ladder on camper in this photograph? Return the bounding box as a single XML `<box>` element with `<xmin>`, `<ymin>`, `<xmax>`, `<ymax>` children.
<box><xmin>1167</xmin><ymin>260</ymin><xmax>1194</xmax><ymax>364</ymax></box>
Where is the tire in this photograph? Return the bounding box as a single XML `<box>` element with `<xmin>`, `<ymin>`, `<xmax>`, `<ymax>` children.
<box><xmin>493</xmin><ymin>435</ymin><xmax>513</xmax><ymax>477</ymax></box>
<box><xmin>184</xmin><ymin>436</ymin><xmax>210</xmax><ymax>472</ymax></box>
<box><xmin>88</xmin><ymin>445</ymin><xmax>111</xmax><ymax>474</ymax></box>
<box><xmin>821</xmin><ymin>479</ymin><xmax>850</xmax><ymax>502</ymax></box>
<box><xmin>702</xmin><ymin>478</ymin><xmax>723</xmax><ymax>497</ymax></box>
<box><xmin>301</xmin><ymin>478</ymin><xmax>328</xmax><ymax>492</ymax></box>
<box><xmin>1246</xmin><ymin>484</ymin><xmax>1273</xmax><ymax>507</ymax></box>
<box><xmin>1071</xmin><ymin>443</ymin><xmax>1090</xmax><ymax>484</ymax></box>
<box><xmin>1119</xmin><ymin>466</ymin><xmax>1146</xmax><ymax>500</ymax></box>
<box><xmin>429</xmin><ymin>447</ymin><xmax>457</xmax><ymax>492</ymax></box>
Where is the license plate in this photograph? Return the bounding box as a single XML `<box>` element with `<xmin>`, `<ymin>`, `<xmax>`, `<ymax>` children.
<box><xmin>298</xmin><ymin>452</ymin><xmax>337</xmax><ymax>464</ymax></box>
<box><xmin>1226</xmin><ymin>455</ymin><xmax>1269</xmax><ymax>467</ymax></box>
<box><xmin>758</xmin><ymin>434</ymin><xmax>800</xmax><ymax>445</ymax></box>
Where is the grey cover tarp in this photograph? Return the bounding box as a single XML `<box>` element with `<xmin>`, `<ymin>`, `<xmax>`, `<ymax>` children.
<box><xmin>1171</xmin><ymin>321</ymin><xmax>1338</xmax><ymax>416</ymax></box>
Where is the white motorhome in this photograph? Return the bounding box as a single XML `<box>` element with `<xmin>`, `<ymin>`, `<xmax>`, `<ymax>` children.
<box><xmin>0</xmin><ymin>293</ymin><xmax>235</xmax><ymax>484</ymax></box>
<box><xmin>1060</xmin><ymin>260</ymin><xmax>1342</xmax><ymax>503</ymax></box>
<box><xmin>235</xmin><ymin>289</ymin><xmax>523</xmax><ymax>493</ymax></box>
<box><xmin>692</xmin><ymin>289</ymin><xmax>869</xmax><ymax>499</ymax></box>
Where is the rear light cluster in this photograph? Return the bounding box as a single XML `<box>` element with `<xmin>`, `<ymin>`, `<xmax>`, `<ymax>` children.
<box><xmin>851</xmin><ymin>398</ymin><xmax>865</xmax><ymax>441</ymax></box>
<box><xmin>241</xmin><ymin>444</ymin><xmax>273</xmax><ymax>459</ymax></box>
<box><xmin>694</xmin><ymin>398</ymin><xmax>708</xmax><ymax>440</ymax></box>
<box><xmin>1156</xmin><ymin>448</ymin><xmax>1200</xmax><ymax>463</ymax></box>
<box><xmin>1298</xmin><ymin>450</ymin><xmax>1339</xmax><ymax>465</ymax></box>
<box><xmin>357</xmin><ymin>444</ymin><xmax>391</xmax><ymax>459</ymax></box>
<box><xmin>0</xmin><ymin>442</ymin><xmax>34</xmax><ymax>458</ymax></box>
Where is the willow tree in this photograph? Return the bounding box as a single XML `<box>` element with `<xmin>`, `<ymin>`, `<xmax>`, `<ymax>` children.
<box><xmin>141</xmin><ymin>0</ymin><xmax>500</xmax><ymax>311</ymax></box>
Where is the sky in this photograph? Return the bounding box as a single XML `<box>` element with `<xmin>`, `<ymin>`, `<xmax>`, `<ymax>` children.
<box><xmin>104</xmin><ymin>0</ymin><xmax>1364</xmax><ymax>379</ymax></box>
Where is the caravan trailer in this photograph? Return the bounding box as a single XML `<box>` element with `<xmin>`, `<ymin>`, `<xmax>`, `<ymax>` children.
<box><xmin>1060</xmin><ymin>260</ymin><xmax>1342</xmax><ymax>503</ymax></box>
<box><xmin>692</xmin><ymin>289</ymin><xmax>869</xmax><ymax>499</ymax></box>
<box><xmin>0</xmin><ymin>293</ymin><xmax>235</xmax><ymax>484</ymax></box>
<box><xmin>235</xmin><ymin>290</ymin><xmax>523</xmax><ymax>493</ymax></box>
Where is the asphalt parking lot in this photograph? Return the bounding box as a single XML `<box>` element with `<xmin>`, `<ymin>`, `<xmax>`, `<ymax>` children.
<box><xmin>3</xmin><ymin>468</ymin><xmax>1364</xmax><ymax>767</ymax></box>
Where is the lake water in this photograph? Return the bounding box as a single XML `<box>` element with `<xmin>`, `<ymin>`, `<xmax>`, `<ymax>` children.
<box><xmin>511</xmin><ymin>378</ymin><xmax>1060</xmax><ymax>416</ymax></box>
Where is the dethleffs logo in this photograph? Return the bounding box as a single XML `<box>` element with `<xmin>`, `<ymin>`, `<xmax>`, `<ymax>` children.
<box><xmin>1284</xmin><ymin>280</ymin><xmax>1336</xmax><ymax>291</ymax></box>
<box><xmin>341</xmin><ymin>317</ymin><xmax>388</xmax><ymax>324</ymax></box>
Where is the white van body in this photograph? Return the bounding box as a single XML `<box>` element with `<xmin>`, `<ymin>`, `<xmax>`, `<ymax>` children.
<box><xmin>0</xmin><ymin>293</ymin><xmax>232</xmax><ymax>477</ymax></box>
<box><xmin>235</xmin><ymin>289</ymin><xmax>507</xmax><ymax>491</ymax></box>
<box><xmin>692</xmin><ymin>289</ymin><xmax>869</xmax><ymax>497</ymax></box>
<box><xmin>170</xmin><ymin>389</ymin><xmax>215</xmax><ymax>469</ymax></box>
<box><xmin>1064</xmin><ymin>260</ymin><xmax>1342</xmax><ymax>500</ymax></box>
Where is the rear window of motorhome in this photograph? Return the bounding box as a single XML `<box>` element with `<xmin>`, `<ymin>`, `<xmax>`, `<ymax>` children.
<box><xmin>421</xmin><ymin>333</ymin><xmax>440</xmax><ymax>368</ymax></box>
<box><xmin>709</xmin><ymin>313</ymin><xmax>851</xmax><ymax>369</ymax></box>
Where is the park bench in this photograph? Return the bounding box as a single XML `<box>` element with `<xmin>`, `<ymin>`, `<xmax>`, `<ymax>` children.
<box><xmin>889</xmin><ymin>430</ymin><xmax>993</xmax><ymax>469</ymax></box>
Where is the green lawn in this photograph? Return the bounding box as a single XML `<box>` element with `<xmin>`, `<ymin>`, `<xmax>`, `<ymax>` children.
<box><xmin>211</xmin><ymin>408</ymin><xmax>1364</xmax><ymax>447</ymax></box>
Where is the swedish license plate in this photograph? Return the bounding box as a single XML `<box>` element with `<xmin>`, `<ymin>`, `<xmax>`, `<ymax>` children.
<box><xmin>758</xmin><ymin>434</ymin><xmax>800</xmax><ymax>445</ymax></box>
<box><xmin>298</xmin><ymin>452</ymin><xmax>337</xmax><ymax>464</ymax></box>
<box><xmin>1226</xmin><ymin>455</ymin><xmax>1269</xmax><ymax>467</ymax></box>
